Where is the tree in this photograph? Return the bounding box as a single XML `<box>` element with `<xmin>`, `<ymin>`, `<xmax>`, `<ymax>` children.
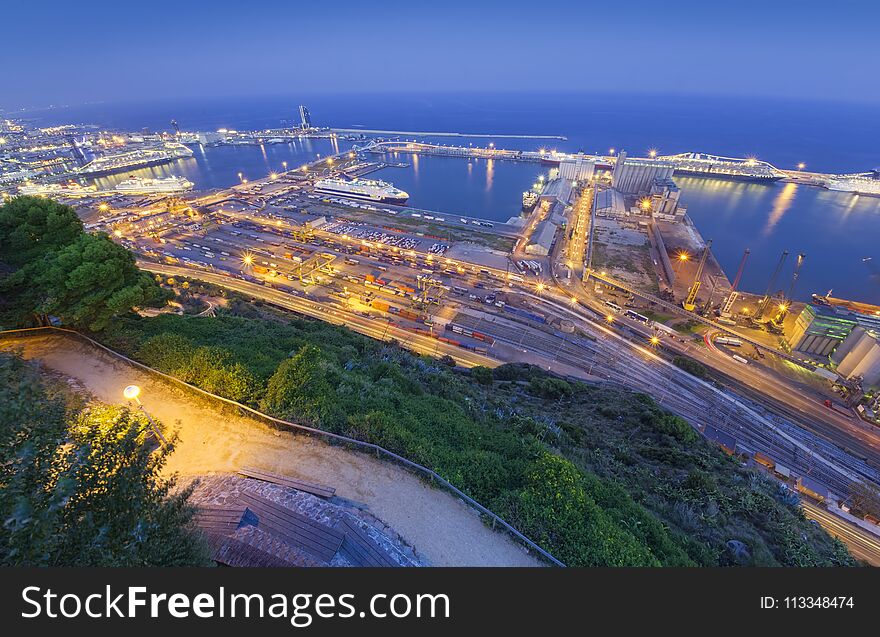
<box><xmin>0</xmin><ymin>196</ymin><xmax>84</xmax><ymax>266</ymax></box>
<box><xmin>261</xmin><ymin>345</ymin><xmax>337</xmax><ymax>424</ymax></box>
<box><xmin>19</xmin><ymin>232</ymin><xmax>169</xmax><ymax>331</ymax></box>
<box><xmin>0</xmin><ymin>352</ymin><xmax>210</xmax><ymax>566</ymax></box>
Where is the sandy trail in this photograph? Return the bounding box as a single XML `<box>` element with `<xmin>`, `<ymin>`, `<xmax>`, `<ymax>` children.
<box><xmin>1</xmin><ymin>334</ymin><xmax>542</xmax><ymax>567</ymax></box>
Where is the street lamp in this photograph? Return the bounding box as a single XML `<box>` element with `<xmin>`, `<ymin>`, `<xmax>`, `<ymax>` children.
<box><xmin>649</xmin><ymin>335</ymin><xmax>660</xmax><ymax>347</ymax></box>
<box><xmin>282</xmin><ymin>161</ymin><xmax>288</xmax><ymax>170</ymax></box>
<box><xmin>99</xmin><ymin>203</ymin><xmax>110</xmax><ymax>212</ymax></box>
<box><xmin>606</xmin><ymin>314</ymin><xmax>614</xmax><ymax>323</ymax></box>
<box><xmin>797</xmin><ymin>162</ymin><xmax>806</xmax><ymax>171</ymax></box>
<box><xmin>675</xmin><ymin>251</ymin><xmax>690</xmax><ymax>275</ymax></box>
<box><xmin>122</xmin><ymin>385</ymin><xmax>167</xmax><ymax>445</ymax></box>
<box><xmin>270</xmin><ymin>172</ymin><xmax>278</xmax><ymax>180</ymax></box>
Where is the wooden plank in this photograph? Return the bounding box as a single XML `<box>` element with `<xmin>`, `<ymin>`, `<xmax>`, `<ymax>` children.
<box><xmin>236</xmin><ymin>492</ymin><xmax>343</xmax><ymax>563</ymax></box>
<box><xmin>239</xmin><ymin>467</ymin><xmax>336</xmax><ymax>498</ymax></box>
<box><xmin>193</xmin><ymin>505</ymin><xmax>247</xmax><ymax>536</ymax></box>
<box><xmin>213</xmin><ymin>536</ymin><xmax>298</xmax><ymax>568</ymax></box>
<box><xmin>339</xmin><ymin>517</ymin><xmax>400</xmax><ymax>567</ymax></box>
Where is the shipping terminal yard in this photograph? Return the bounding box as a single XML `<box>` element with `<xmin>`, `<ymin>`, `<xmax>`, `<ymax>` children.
<box><xmin>3</xmin><ymin>107</ymin><xmax>880</xmax><ymax>564</ymax></box>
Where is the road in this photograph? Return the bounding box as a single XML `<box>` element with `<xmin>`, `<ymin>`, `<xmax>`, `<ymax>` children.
<box><xmin>802</xmin><ymin>502</ymin><xmax>880</xmax><ymax>566</ymax></box>
<box><xmin>141</xmin><ymin>262</ymin><xmax>496</xmax><ymax>369</ymax></box>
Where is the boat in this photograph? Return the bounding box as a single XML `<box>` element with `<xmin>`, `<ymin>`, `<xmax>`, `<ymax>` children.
<box><xmin>824</xmin><ymin>172</ymin><xmax>880</xmax><ymax>197</ymax></box>
<box><xmin>17</xmin><ymin>181</ymin><xmax>98</xmax><ymax>197</ymax></box>
<box><xmin>114</xmin><ymin>175</ymin><xmax>194</xmax><ymax>194</ymax></box>
<box><xmin>77</xmin><ymin>142</ymin><xmax>193</xmax><ymax>177</ymax></box>
<box><xmin>657</xmin><ymin>152</ymin><xmax>785</xmax><ymax>182</ymax></box>
<box><xmin>314</xmin><ymin>177</ymin><xmax>409</xmax><ymax>204</ymax></box>
<box><xmin>522</xmin><ymin>191</ymin><xmax>538</xmax><ymax>211</ymax></box>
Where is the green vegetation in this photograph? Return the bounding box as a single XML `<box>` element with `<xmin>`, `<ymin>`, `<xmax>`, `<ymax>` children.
<box><xmin>97</xmin><ymin>304</ymin><xmax>854</xmax><ymax>567</ymax></box>
<box><xmin>0</xmin><ymin>352</ymin><xmax>211</xmax><ymax>566</ymax></box>
<box><xmin>0</xmin><ymin>196</ymin><xmax>169</xmax><ymax>330</ymax></box>
<box><xmin>673</xmin><ymin>355</ymin><xmax>710</xmax><ymax>380</ymax></box>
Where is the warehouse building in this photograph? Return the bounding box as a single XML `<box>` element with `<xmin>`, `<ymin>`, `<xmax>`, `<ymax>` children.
<box><xmin>611</xmin><ymin>151</ymin><xmax>675</xmax><ymax>195</ymax></box>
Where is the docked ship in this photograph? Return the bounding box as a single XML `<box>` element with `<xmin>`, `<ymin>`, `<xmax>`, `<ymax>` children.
<box><xmin>77</xmin><ymin>142</ymin><xmax>194</xmax><ymax>177</ymax></box>
<box><xmin>114</xmin><ymin>175</ymin><xmax>194</xmax><ymax>195</ymax></box>
<box><xmin>314</xmin><ymin>177</ymin><xmax>409</xmax><ymax>204</ymax></box>
<box><xmin>824</xmin><ymin>171</ymin><xmax>880</xmax><ymax>196</ymax></box>
<box><xmin>657</xmin><ymin>152</ymin><xmax>785</xmax><ymax>182</ymax></box>
<box><xmin>17</xmin><ymin>181</ymin><xmax>98</xmax><ymax>198</ymax></box>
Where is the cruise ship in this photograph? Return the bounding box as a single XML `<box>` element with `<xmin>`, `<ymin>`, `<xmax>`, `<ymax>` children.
<box><xmin>657</xmin><ymin>152</ymin><xmax>785</xmax><ymax>182</ymax></box>
<box><xmin>77</xmin><ymin>142</ymin><xmax>194</xmax><ymax>177</ymax></box>
<box><xmin>18</xmin><ymin>181</ymin><xmax>98</xmax><ymax>198</ymax></box>
<box><xmin>114</xmin><ymin>175</ymin><xmax>194</xmax><ymax>195</ymax></box>
<box><xmin>314</xmin><ymin>177</ymin><xmax>409</xmax><ymax>204</ymax></box>
<box><xmin>824</xmin><ymin>171</ymin><xmax>880</xmax><ymax>196</ymax></box>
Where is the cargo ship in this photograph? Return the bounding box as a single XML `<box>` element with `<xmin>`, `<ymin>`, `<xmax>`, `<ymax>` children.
<box><xmin>77</xmin><ymin>142</ymin><xmax>193</xmax><ymax>177</ymax></box>
<box><xmin>824</xmin><ymin>170</ymin><xmax>880</xmax><ymax>196</ymax></box>
<box><xmin>17</xmin><ymin>180</ymin><xmax>98</xmax><ymax>197</ymax></box>
<box><xmin>114</xmin><ymin>175</ymin><xmax>194</xmax><ymax>194</ymax></box>
<box><xmin>314</xmin><ymin>177</ymin><xmax>409</xmax><ymax>204</ymax></box>
<box><xmin>657</xmin><ymin>152</ymin><xmax>785</xmax><ymax>182</ymax></box>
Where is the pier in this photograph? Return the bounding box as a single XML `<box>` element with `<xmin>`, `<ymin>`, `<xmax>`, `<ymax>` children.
<box><xmin>329</xmin><ymin>128</ymin><xmax>566</xmax><ymax>140</ymax></box>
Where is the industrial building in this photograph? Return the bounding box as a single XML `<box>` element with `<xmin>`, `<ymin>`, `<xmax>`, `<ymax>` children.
<box><xmin>537</xmin><ymin>178</ymin><xmax>573</xmax><ymax>206</ymax></box>
<box><xmin>595</xmin><ymin>188</ymin><xmax>627</xmax><ymax>217</ymax></box>
<box><xmin>558</xmin><ymin>153</ymin><xmax>595</xmax><ymax>183</ymax></box>
<box><xmin>648</xmin><ymin>177</ymin><xmax>686</xmax><ymax>222</ymax></box>
<box><xmin>788</xmin><ymin>304</ymin><xmax>880</xmax><ymax>385</ymax></box>
<box><xmin>525</xmin><ymin>218</ymin><xmax>560</xmax><ymax>256</ymax></box>
<box><xmin>788</xmin><ymin>304</ymin><xmax>861</xmax><ymax>357</ymax></box>
<box><xmin>611</xmin><ymin>151</ymin><xmax>674</xmax><ymax>195</ymax></box>
<box><xmin>832</xmin><ymin>327</ymin><xmax>880</xmax><ymax>386</ymax></box>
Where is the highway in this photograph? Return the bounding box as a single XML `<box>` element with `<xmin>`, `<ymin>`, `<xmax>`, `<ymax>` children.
<box><xmin>802</xmin><ymin>502</ymin><xmax>880</xmax><ymax>566</ymax></box>
<box><xmin>140</xmin><ymin>262</ymin><xmax>496</xmax><ymax>369</ymax></box>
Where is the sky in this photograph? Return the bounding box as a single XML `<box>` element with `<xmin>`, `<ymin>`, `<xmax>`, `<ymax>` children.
<box><xmin>2</xmin><ymin>0</ymin><xmax>878</xmax><ymax>109</ymax></box>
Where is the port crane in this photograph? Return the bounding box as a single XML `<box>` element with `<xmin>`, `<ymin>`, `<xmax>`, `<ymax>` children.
<box><xmin>755</xmin><ymin>250</ymin><xmax>789</xmax><ymax>320</ymax></box>
<box><xmin>770</xmin><ymin>253</ymin><xmax>806</xmax><ymax>331</ymax></box>
<box><xmin>682</xmin><ymin>239</ymin><xmax>712</xmax><ymax>312</ymax></box>
<box><xmin>720</xmin><ymin>248</ymin><xmax>750</xmax><ymax>317</ymax></box>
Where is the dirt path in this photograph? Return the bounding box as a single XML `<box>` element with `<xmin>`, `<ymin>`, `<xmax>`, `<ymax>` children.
<box><xmin>1</xmin><ymin>334</ymin><xmax>542</xmax><ymax>567</ymax></box>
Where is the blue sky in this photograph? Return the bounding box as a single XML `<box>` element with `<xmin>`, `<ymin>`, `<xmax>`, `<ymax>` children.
<box><xmin>2</xmin><ymin>0</ymin><xmax>878</xmax><ymax>108</ymax></box>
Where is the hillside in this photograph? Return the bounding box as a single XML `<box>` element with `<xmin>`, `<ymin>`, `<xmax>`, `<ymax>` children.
<box><xmin>95</xmin><ymin>297</ymin><xmax>855</xmax><ymax>567</ymax></box>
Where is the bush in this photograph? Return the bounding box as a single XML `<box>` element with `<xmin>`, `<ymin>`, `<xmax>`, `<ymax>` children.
<box><xmin>673</xmin><ymin>356</ymin><xmax>708</xmax><ymax>379</ymax></box>
<box><xmin>470</xmin><ymin>366</ymin><xmax>494</xmax><ymax>386</ymax></box>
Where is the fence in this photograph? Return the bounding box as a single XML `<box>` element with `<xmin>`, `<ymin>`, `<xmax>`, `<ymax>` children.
<box><xmin>0</xmin><ymin>326</ymin><xmax>565</xmax><ymax>567</ymax></box>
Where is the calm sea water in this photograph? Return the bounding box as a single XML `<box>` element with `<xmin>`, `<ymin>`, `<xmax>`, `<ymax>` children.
<box><xmin>18</xmin><ymin>93</ymin><xmax>880</xmax><ymax>302</ymax></box>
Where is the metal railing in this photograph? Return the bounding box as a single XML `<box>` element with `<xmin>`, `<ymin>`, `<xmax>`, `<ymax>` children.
<box><xmin>0</xmin><ymin>326</ymin><xmax>565</xmax><ymax>567</ymax></box>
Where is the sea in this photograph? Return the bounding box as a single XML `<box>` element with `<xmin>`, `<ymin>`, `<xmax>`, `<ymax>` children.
<box><xmin>13</xmin><ymin>92</ymin><xmax>880</xmax><ymax>303</ymax></box>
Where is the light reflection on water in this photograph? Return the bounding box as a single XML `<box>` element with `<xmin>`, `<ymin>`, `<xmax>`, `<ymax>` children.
<box><xmin>86</xmin><ymin>140</ymin><xmax>880</xmax><ymax>303</ymax></box>
<box><xmin>678</xmin><ymin>176</ymin><xmax>880</xmax><ymax>303</ymax></box>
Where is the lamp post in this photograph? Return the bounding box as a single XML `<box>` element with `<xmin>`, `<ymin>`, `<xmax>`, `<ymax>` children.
<box><xmin>123</xmin><ymin>385</ymin><xmax>168</xmax><ymax>446</ymax></box>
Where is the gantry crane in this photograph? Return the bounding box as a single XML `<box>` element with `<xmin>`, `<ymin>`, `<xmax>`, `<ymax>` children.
<box><xmin>682</xmin><ymin>239</ymin><xmax>712</xmax><ymax>312</ymax></box>
<box><xmin>756</xmin><ymin>250</ymin><xmax>789</xmax><ymax>319</ymax></box>
<box><xmin>719</xmin><ymin>248</ymin><xmax>750</xmax><ymax>317</ymax></box>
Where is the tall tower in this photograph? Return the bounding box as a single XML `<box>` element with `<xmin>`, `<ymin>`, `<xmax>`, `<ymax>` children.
<box><xmin>298</xmin><ymin>105</ymin><xmax>312</xmax><ymax>130</ymax></box>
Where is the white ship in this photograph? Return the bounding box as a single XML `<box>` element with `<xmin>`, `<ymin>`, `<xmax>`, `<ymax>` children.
<box><xmin>314</xmin><ymin>177</ymin><xmax>409</xmax><ymax>204</ymax></box>
<box><xmin>824</xmin><ymin>171</ymin><xmax>880</xmax><ymax>196</ymax></box>
<box><xmin>18</xmin><ymin>181</ymin><xmax>98</xmax><ymax>198</ymax></box>
<box><xmin>114</xmin><ymin>175</ymin><xmax>194</xmax><ymax>194</ymax></box>
<box><xmin>522</xmin><ymin>190</ymin><xmax>538</xmax><ymax>210</ymax></box>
